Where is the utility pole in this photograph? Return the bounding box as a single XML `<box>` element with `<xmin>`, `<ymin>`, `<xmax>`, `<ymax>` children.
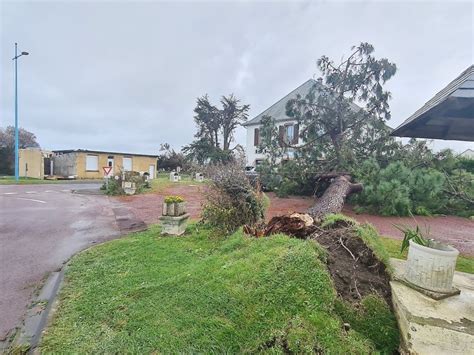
<box><xmin>12</xmin><ymin>43</ymin><xmax>29</xmax><ymax>181</ymax></box>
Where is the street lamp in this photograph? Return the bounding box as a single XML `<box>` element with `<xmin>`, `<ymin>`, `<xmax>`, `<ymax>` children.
<box><xmin>12</xmin><ymin>43</ymin><xmax>29</xmax><ymax>181</ymax></box>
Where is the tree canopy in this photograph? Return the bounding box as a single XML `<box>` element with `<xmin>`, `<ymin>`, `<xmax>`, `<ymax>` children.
<box><xmin>183</xmin><ymin>94</ymin><xmax>249</xmax><ymax>164</ymax></box>
<box><xmin>0</xmin><ymin>126</ymin><xmax>40</xmax><ymax>175</ymax></box>
<box><xmin>259</xmin><ymin>42</ymin><xmax>398</xmax><ymax>173</ymax></box>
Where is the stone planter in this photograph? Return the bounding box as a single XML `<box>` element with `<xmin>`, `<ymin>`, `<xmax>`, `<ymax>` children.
<box><xmin>121</xmin><ymin>181</ymin><xmax>137</xmax><ymax>195</ymax></box>
<box><xmin>405</xmin><ymin>239</ymin><xmax>459</xmax><ymax>293</ymax></box>
<box><xmin>159</xmin><ymin>213</ymin><xmax>190</xmax><ymax>236</ymax></box>
<box><xmin>162</xmin><ymin>201</ymin><xmax>186</xmax><ymax>217</ymax></box>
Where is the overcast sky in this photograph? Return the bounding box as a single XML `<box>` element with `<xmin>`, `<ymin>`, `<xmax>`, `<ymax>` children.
<box><xmin>1</xmin><ymin>0</ymin><xmax>473</xmax><ymax>155</ymax></box>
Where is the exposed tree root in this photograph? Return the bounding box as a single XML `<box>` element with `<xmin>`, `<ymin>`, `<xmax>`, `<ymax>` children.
<box><xmin>312</xmin><ymin>228</ymin><xmax>392</xmax><ymax>305</ymax></box>
<box><xmin>244</xmin><ymin>215</ymin><xmax>392</xmax><ymax>306</ymax></box>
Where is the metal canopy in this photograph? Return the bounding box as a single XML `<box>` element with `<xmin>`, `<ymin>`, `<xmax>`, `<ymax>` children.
<box><xmin>391</xmin><ymin>65</ymin><xmax>474</xmax><ymax>142</ymax></box>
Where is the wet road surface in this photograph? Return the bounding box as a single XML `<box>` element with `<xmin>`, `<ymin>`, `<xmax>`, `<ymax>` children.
<box><xmin>0</xmin><ymin>184</ymin><xmax>122</xmax><ymax>340</ymax></box>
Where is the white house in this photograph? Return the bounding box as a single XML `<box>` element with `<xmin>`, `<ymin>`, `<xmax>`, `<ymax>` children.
<box><xmin>243</xmin><ymin>79</ymin><xmax>317</xmax><ymax>167</ymax></box>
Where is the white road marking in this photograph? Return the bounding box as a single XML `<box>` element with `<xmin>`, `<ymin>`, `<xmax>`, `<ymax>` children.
<box><xmin>45</xmin><ymin>190</ymin><xmax>55</xmax><ymax>193</ymax></box>
<box><xmin>16</xmin><ymin>197</ymin><xmax>46</xmax><ymax>204</ymax></box>
<box><xmin>61</xmin><ymin>189</ymin><xmax>70</xmax><ymax>192</ymax></box>
<box><xmin>3</xmin><ymin>192</ymin><xmax>17</xmax><ymax>195</ymax></box>
<box><xmin>25</xmin><ymin>191</ymin><xmax>38</xmax><ymax>194</ymax></box>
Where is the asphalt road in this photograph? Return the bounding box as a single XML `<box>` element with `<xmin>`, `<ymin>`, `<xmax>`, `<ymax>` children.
<box><xmin>0</xmin><ymin>183</ymin><xmax>125</xmax><ymax>340</ymax></box>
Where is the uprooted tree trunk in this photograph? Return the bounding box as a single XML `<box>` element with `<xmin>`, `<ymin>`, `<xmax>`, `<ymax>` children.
<box><xmin>244</xmin><ymin>174</ymin><xmax>363</xmax><ymax>238</ymax></box>
<box><xmin>307</xmin><ymin>174</ymin><xmax>363</xmax><ymax>220</ymax></box>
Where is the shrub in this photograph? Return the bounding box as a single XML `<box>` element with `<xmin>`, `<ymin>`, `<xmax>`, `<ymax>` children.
<box><xmin>102</xmin><ymin>171</ymin><xmax>149</xmax><ymax>195</ymax></box>
<box><xmin>352</xmin><ymin>160</ymin><xmax>446</xmax><ymax>216</ymax></box>
<box><xmin>202</xmin><ymin>162</ymin><xmax>265</xmax><ymax>235</ymax></box>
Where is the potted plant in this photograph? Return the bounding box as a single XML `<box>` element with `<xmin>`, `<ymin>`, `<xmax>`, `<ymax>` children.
<box><xmin>396</xmin><ymin>225</ymin><xmax>459</xmax><ymax>293</ymax></box>
<box><xmin>163</xmin><ymin>195</ymin><xmax>186</xmax><ymax>216</ymax></box>
<box><xmin>160</xmin><ymin>195</ymin><xmax>189</xmax><ymax>235</ymax></box>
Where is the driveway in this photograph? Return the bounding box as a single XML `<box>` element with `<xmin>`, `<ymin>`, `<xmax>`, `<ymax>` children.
<box><xmin>0</xmin><ymin>184</ymin><xmax>141</xmax><ymax>340</ymax></box>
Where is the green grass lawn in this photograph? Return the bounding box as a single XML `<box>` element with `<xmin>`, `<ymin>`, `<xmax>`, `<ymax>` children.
<box><xmin>0</xmin><ymin>177</ymin><xmax>60</xmax><ymax>185</ymax></box>
<box><xmin>40</xmin><ymin>225</ymin><xmax>398</xmax><ymax>353</ymax></box>
<box><xmin>148</xmin><ymin>173</ymin><xmax>205</xmax><ymax>193</ymax></box>
<box><xmin>380</xmin><ymin>237</ymin><xmax>473</xmax><ymax>274</ymax></box>
<box><xmin>0</xmin><ymin>176</ymin><xmax>102</xmax><ymax>185</ymax></box>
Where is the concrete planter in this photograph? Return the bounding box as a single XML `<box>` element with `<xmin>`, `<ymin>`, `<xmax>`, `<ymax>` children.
<box><xmin>162</xmin><ymin>201</ymin><xmax>186</xmax><ymax>216</ymax></box>
<box><xmin>159</xmin><ymin>213</ymin><xmax>190</xmax><ymax>235</ymax></box>
<box><xmin>121</xmin><ymin>181</ymin><xmax>137</xmax><ymax>195</ymax></box>
<box><xmin>405</xmin><ymin>239</ymin><xmax>459</xmax><ymax>293</ymax></box>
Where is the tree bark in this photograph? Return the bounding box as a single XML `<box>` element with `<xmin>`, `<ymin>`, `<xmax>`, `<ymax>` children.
<box><xmin>307</xmin><ymin>175</ymin><xmax>363</xmax><ymax>220</ymax></box>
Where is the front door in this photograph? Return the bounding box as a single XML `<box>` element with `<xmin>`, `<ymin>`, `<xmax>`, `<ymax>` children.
<box><xmin>107</xmin><ymin>157</ymin><xmax>114</xmax><ymax>174</ymax></box>
<box><xmin>44</xmin><ymin>157</ymin><xmax>51</xmax><ymax>175</ymax></box>
<box><xmin>148</xmin><ymin>164</ymin><xmax>155</xmax><ymax>179</ymax></box>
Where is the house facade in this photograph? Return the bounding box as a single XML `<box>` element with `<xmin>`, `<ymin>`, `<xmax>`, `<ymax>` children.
<box><xmin>243</xmin><ymin>79</ymin><xmax>316</xmax><ymax>167</ymax></box>
<box><xmin>53</xmin><ymin>149</ymin><xmax>157</xmax><ymax>179</ymax></box>
<box><xmin>19</xmin><ymin>148</ymin><xmax>53</xmax><ymax>179</ymax></box>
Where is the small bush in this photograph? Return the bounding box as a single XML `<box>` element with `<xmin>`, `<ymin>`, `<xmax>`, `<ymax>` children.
<box><xmin>275</xmin><ymin>178</ymin><xmax>299</xmax><ymax>198</ymax></box>
<box><xmin>202</xmin><ymin>163</ymin><xmax>265</xmax><ymax>235</ymax></box>
<box><xmin>102</xmin><ymin>171</ymin><xmax>148</xmax><ymax>195</ymax></box>
<box><xmin>352</xmin><ymin>160</ymin><xmax>446</xmax><ymax>216</ymax></box>
<box><xmin>102</xmin><ymin>177</ymin><xmax>123</xmax><ymax>195</ymax></box>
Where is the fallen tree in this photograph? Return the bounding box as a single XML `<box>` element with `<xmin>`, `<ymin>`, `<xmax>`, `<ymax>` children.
<box><xmin>244</xmin><ymin>173</ymin><xmax>363</xmax><ymax>238</ymax></box>
<box><xmin>308</xmin><ymin>174</ymin><xmax>363</xmax><ymax>220</ymax></box>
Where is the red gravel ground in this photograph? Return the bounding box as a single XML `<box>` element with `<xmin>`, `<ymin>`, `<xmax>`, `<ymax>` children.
<box><xmin>118</xmin><ymin>186</ymin><xmax>474</xmax><ymax>257</ymax></box>
<box><xmin>117</xmin><ymin>184</ymin><xmax>206</xmax><ymax>223</ymax></box>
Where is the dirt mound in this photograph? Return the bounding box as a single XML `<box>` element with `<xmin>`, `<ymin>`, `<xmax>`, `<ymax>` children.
<box><xmin>244</xmin><ymin>213</ymin><xmax>393</xmax><ymax>305</ymax></box>
<box><xmin>313</xmin><ymin>227</ymin><xmax>391</xmax><ymax>304</ymax></box>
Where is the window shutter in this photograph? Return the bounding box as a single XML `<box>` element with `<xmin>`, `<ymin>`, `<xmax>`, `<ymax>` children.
<box><xmin>293</xmin><ymin>124</ymin><xmax>299</xmax><ymax>144</ymax></box>
<box><xmin>278</xmin><ymin>125</ymin><xmax>285</xmax><ymax>147</ymax></box>
<box><xmin>254</xmin><ymin>128</ymin><xmax>260</xmax><ymax>146</ymax></box>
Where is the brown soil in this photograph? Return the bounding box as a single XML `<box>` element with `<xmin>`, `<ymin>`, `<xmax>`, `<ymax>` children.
<box><xmin>313</xmin><ymin>226</ymin><xmax>392</xmax><ymax>304</ymax></box>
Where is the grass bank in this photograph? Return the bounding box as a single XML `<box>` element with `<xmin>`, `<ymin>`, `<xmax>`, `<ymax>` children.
<box><xmin>380</xmin><ymin>237</ymin><xmax>473</xmax><ymax>274</ymax></box>
<box><xmin>40</xmin><ymin>224</ymin><xmax>397</xmax><ymax>353</ymax></box>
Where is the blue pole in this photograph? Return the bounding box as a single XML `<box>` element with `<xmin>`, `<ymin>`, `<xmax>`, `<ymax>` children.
<box><xmin>14</xmin><ymin>42</ymin><xmax>19</xmax><ymax>181</ymax></box>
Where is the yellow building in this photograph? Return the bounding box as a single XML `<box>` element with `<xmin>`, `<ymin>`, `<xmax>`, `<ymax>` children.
<box><xmin>53</xmin><ymin>149</ymin><xmax>157</xmax><ymax>179</ymax></box>
<box><xmin>19</xmin><ymin>148</ymin><xmax>53</xmax><ymax>179</ymax></box>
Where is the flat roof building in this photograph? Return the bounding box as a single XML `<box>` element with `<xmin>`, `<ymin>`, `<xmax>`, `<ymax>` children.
<box><xmin>53</xmin><ymin>149</ymin><xmax>158</xmax><ymax>179</ymax></box>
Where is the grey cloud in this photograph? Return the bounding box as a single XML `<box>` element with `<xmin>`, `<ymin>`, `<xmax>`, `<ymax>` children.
<box><xmin>1</xmin><ymin>0</ymin><xmax>472</xmax><ymax>155</ymax></box>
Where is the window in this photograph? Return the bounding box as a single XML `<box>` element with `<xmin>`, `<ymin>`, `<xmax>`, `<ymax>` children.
<box><xmin>123</xmin><ymin>157</ymin><xmax>132</xmax><ymax>171</ymax></box>
<box><xmin>86</xmin><ymin>155</ymin><xmax>98</xmax><ymax>171</ymax></box>
<box><xmin>254</xmin><ymin>128</ymin><xmax>260</xmax><ymax>146</ymax></box>
<box><xmin>285</xmin><ymin>125</ymin><xmax>294</xmax><ymax>142</ymax></box>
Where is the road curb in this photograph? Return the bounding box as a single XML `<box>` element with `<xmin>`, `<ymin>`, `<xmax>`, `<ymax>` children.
<box><xmin>9</xmin><ymin>268</ymin><xmax>65</xmax><ymax>353</ymax></box>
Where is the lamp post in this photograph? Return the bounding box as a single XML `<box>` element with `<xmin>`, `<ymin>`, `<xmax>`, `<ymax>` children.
<box><xmin>12</xmin><ymin>43</ymin><xmax>29</xmax><ymax>181</ymax></box>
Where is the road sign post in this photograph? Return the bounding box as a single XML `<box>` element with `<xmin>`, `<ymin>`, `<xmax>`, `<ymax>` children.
<box><xmin>103</xmin><ymin>166</ymin><xmax>112</xmax><ymax>190</ymax></box>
